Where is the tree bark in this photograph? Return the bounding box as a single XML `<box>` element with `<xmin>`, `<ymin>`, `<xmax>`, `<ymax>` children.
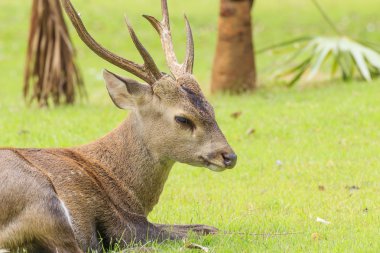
<box><xmin>211</xmin><ymin>0</ymin><xmax>256</xmax><ymax>93</ymax></box>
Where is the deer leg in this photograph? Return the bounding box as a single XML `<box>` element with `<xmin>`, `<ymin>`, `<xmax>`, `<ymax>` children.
<box><xmin>130</xmin><ymin>222</ymin><xmax>186</xmax><ymax>243</ymax></box>
<box><xmin>0</xmin><ymin>194</ymin><xmax>82</xmax><ymax>253</ymax></box>
<box><xmin>153</xmin><ymin>224</ymin><xmax>219</xmax><ymax>236</ymax></box>
<box><xmin>102</xmin><ymin>214</ymin><xmax>187</xmax><ymax>248</ymax></box>
<box><xmin>115</xmin><ymin>215</ymin><xmax>217</xmax><ymax>243</ymax></box>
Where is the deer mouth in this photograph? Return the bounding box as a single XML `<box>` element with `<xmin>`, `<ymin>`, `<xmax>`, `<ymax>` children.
<box><xmin>199</xmin><ymin>156</ymin><xmax>226</xmax><ymax>172</ymax></box>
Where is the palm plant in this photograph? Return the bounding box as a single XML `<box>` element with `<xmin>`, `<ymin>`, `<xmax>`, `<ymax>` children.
<box><xmin>259</xmin><ymin>0</ymin><xmax>380</xmax><ymax>86</ymax></box>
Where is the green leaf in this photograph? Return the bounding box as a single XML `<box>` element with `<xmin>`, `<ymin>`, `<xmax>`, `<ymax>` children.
<box><xmin>287</xmin><ymin>57</ymin><xmax>312</xmax><ymax>86</ymax></box>
<box><xmin>276</xmin><ymin>56</ymin><xmax>312</xmax><ymax>78</ymax></box>
<box><xmin>256</xmin><ymin>36</ymin><xmax>312</xmax><ymax>54</ymax></box>
<box><xmin>330</xmin><ymin>53</ymin><xmax>339</xmax><ymax>78</ymax></box>
<box><xmin>350</xmin><ymin>45</ymin><xmax>371</xmax><ymax>81</ymax></box>
<box><xmin>338</xmin><ymin>50</ymin><xmax>354</xmax><ymax>80</ymax></box>
<box><xmin>362</xmin><ymin>48</ymin><xmax>380</xmax><ymax>69</ymax></box>
<box><xmin>307</xmin><ymin>43</ymin><xmax>334</xmax><ymax>80</ymax></box>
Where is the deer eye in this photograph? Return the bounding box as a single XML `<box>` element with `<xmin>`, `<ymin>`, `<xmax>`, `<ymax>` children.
<box><xmin>175</xmin><ymin>116</ymin><xmax>195</xmax><ymax>129</ymax></box>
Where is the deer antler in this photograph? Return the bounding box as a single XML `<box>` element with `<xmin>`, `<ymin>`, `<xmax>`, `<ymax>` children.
<box><xmin>61</xmin><ymin>0</ymin><xmax>162</xmax><ymax>84</ymax></box>
<box><xmin>143</xmin><ymin>0</ymin><xmax>195</xmax><ymax>78</ymax></box>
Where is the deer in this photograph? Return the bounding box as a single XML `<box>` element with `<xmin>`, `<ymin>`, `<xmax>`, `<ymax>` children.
<box><xmin>0</xmin><ymin>0</ymin><xmax>237</xmax><ymax>252</ymax></box>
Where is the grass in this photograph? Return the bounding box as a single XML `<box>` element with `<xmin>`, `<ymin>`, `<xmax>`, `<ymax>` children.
<box><xmin>0</xmin><ymin>0</ymin><xmax>380</xmax><ymax>252</ymax></box>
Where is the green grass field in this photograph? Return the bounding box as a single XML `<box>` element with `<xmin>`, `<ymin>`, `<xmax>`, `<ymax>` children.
<box><xmin>0</xmin><ymin>0</ymin><xmax>379</xmax><ymax>252</ymax></box>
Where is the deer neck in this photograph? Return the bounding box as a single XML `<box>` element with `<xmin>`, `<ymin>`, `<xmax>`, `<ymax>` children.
<box><xmin>76</xmin><ymin>113</ymin><xmax>174</xmax><ymax>215</ymax></box>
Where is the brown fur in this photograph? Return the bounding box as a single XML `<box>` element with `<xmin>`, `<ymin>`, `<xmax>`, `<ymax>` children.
<box><xmin>0</xmin><ymin>1</ymin><xmax>237</xmax><ymax>251</ymax></box>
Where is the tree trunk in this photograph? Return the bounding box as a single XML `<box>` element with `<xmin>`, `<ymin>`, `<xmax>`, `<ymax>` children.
<box><xmin>24</xmin><ymin>0</ymin><xmax>85</xmax><ymax>107</ymax></box>
<box><xmin>211</xmin><ymin>0</ymin><xmax>256</xmax><ymax>93</ymax></box>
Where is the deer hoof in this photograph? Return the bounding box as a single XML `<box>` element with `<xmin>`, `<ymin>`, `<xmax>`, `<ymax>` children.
<box><xmin>189</xmin><ymin>225</ymin><xmax>219</xmax><ymax>235</ymax></box>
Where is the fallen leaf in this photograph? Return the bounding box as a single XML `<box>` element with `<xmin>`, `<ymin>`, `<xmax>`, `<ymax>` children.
<box><xmin>346</xmin><ymin>185</ymin><xmax>360</xmax><ymax>191</ymax></box>
<box><xmin>230</xmin><ymin>111</ymin><xmax>242</xmax><ymax>119</ymax></box>
<box><xmin>246</xmin><ymin>128</ymin><xmax>256</xmax><ymax>135</ymax></box>
<box><xmin>184</xmin><ymin>242</ymin><xmax>209</xmax><ymax>252</ymax></box>
<box><xmin>311</xmin><ymin>232</ymin><xmax>320</xmax><ymax>241</ymax></box>
<box><xmin>316</xmin><ymin>217</ymin><xmax>330</xmax><ymax>224</ymax></box>
<box><xmin>318</xmin><ymin>185</ymin><xmax>325</xmax><ymax>191</ymax></box>
<box><xmin>18</xmin><ymin>129</ymin><xmax>30</xmax><ymax>135</ymax></box>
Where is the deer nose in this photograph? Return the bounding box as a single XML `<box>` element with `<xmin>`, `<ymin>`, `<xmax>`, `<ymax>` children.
<box><xmin>222</xmin><ymin>152</ymin><xmax>237</xmax><ymax>168</ymax></box>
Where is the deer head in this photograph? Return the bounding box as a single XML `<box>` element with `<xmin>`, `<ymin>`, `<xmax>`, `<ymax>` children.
<box><xmin>62</xmin><ymin>0</ymin><xmax>237</xmax><ymax>171</ymax></box>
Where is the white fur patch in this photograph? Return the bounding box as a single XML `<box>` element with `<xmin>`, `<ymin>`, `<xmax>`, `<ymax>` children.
<box><xmin>0</xmin><ymin>249</ymin><xmax>10</xmax><ymax>253</ymax></box>
<box><xmin>59</xmin><ymin>199</ymin><xmax>73</xmax><ymax>228</ymax></box>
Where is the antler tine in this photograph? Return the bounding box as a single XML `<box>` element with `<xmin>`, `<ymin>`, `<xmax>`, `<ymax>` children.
<box><xmin>61</xmin><ymin>0</ymin><xmax>160</xmax><ymax>84</ymax></box>
<box><xmin>143</xmin><ymin>0</ymin><xmax>194</xmax><ymax>78</ymax></box>
<box><xmin>184</xmin><ymin>15</ymin><xmax>194</xmax><ymax>74</ymax></box>
<box><xmin>125</xmin><ymin>17</ymin><xmax>163</xmax><ymax>80</ymax></box>
<box><xmin>161</xmin><ymin>0</ymin><xmax>170</xmax><ymax>29</ymax></box>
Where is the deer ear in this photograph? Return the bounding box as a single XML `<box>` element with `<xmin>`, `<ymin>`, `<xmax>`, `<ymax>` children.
<box><xmin>103</xmin><ymin>69</ymin><xmax>152</xmax><ymax>109</ymax></box>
